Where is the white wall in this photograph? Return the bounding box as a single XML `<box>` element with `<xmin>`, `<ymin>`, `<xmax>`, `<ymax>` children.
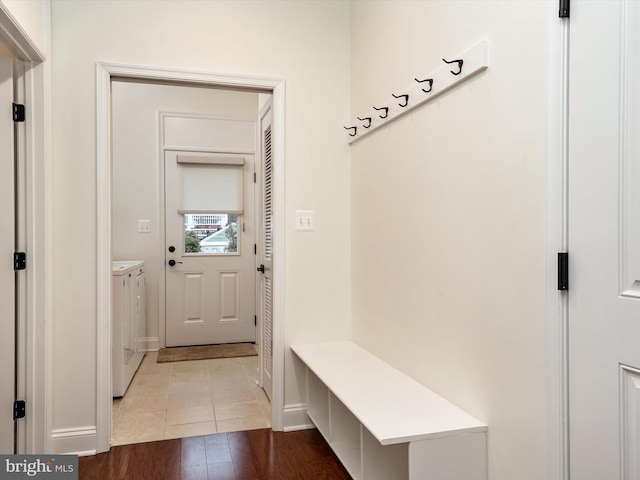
<box><xmin>48</xmin><ymin>3</ymin><xmax>552</xmax><ymax>474</ymax></box>
<box><xmin>1</xmin><ymin>0</ymin><xmax>48</xmax><ymax>55</ymax></box>
<box><xmin>50</xmin><ymin>0</ymin><xmax>351</xmax><ymax>446</ymax></box>
<box><xmin>112</xmin><ymin>81</ymin><xmax>258</xmax><ymax>345</ymax></box>
<box><xmin>350</xmin><ymin>2</ymin><xmax>548</xmax><ymax>480</ymax></box>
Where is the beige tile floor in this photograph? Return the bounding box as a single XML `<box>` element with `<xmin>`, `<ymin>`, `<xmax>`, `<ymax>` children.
<box><xmin>112</xmin><ymin>351</ymin><xmax>271</xmax><ymax>446</ymax></box>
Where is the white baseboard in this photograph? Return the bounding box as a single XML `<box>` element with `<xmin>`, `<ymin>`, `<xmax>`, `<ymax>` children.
<box><xmin>283</xmin><ymin>403</ymin><xmax>314</xmax><ymax>432</ymax></box>
<box><xmin>140</xmin><ymin>337</ymin><xmax>159</xmax><ymax>352</ymax></box>
<box><xmin>50</xmin><ymin>426</ymin><xmax>97</xmax><ymax>455</ymax></box>
<box><xmin>76</xmin><ymin>450</ymin><xmax>98</xmax><ymax>457</ymax></box>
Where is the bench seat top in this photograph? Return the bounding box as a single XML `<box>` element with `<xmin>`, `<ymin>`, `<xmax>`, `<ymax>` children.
<box><xmin>291</xmin><ymin>341</ymin><xmax>487</xmax><ymax>445</ymax></box>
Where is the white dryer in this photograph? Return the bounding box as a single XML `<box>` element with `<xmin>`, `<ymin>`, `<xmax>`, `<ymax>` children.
<box><xmin>112</xmin><ymin>260</ymin><xmax>146</xmax><ymax>397</ymax></box>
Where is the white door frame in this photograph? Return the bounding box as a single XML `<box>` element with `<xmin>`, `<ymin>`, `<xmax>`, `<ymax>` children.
<box><xmin>96</xmin><ymin>62</ymin><xmax>286</xmax><ymax>453</ymax></box>
<box><xmin>0</xmin><ymin>51</ymin><xmax>17</xmax><ymax>455</ymax></box>
<box><xmin>0</xmin><ymin>4</ymin><xmax>50</xmax><ymax>455</ymax></box>
<box><xmin>546</xmin><ymin>4</ymin><xmax>570</xmax><ymax>480</ymax></box>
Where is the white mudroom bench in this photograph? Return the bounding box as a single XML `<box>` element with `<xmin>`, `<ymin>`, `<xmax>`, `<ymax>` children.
<box><xmin>291</xmin><ymin>341</ymin><xmax>487</xmax><ymax>480</ymax></box>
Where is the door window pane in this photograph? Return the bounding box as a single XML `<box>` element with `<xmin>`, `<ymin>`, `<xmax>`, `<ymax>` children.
<box><xmin>184</xmin><ymin>213</ymin><xmax>239</xmax><ymax>255</ymax></box>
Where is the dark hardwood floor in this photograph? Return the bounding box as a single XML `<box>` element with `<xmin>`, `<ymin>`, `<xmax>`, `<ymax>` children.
<box><xmin>79</xmin><ymin>428</ymin><xmax>351</xmax><ymax>480</ymax></box>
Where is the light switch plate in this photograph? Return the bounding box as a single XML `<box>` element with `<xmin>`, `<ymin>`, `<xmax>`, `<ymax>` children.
<box><xmin>138</xmin><ymin>220</ymin><xmax>151</xmax><ymax>233</ymax></box>
<box><xmin>295</xmin><ymin>210</ymin><xmax>314</xmax><ymax>231</ymax></box>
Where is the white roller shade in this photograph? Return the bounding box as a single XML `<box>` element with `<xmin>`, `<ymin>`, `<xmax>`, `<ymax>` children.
<box><xmin>179</xmin><ymin>160</ymin><xmax>244</xmax><ymax>214</ymax></box>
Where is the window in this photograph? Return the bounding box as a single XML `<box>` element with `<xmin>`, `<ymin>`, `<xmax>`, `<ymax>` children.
<box><xmin>184</xmin><ymin>213</ymin><xmax>239</xmax><ymax>255</ymax></box>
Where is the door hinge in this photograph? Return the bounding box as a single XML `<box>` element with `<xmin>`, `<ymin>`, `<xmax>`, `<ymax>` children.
<box><xmin>558</xmin><ymin>252</ymin><xmax>568</xmax><ymax>290</ymax></box>
<box><xmin>254</xmin><ymin>315</ymin><xmax>257</xmax><ymax>326</ymax></box>
<box><xmin>254</xmin><ymin>244</ymin><xmax>257</xmax><ymax>255</ymax></box>
<box><xmin>12</xmin><ymin>103</ymin><xmax>25</xmax><ymax>122</ymax></box>
<box><xmin>14</xmin><ymin>252</ymin><xmax>26</xmax><ymax>271</ymax></box>
<box><xmin>559</xmin><ymin>0</ymin><xmax>570</xmax><ymax>18</ymax></box>
<box><xmin>13</xmin><ymin>400</ymin><xmax>25</xmax><ymax>420</ymax></box>
<box><xmin>253</xmin><ymin>172</ymin><xmax>257</xmax><ymax>183</ymax></box>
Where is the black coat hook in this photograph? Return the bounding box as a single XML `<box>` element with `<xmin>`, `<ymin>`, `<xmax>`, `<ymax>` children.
<box><xmin>442</xmin><ymin>58</ymin><xmax>463</xmax><ymax>75</ymax></box>
<box><xmin>392</xmin><ymin>93</ymin><xmax>409</xmax><ymax>107</ymax></box>
<box><xmin>357</xmin><ymin>116</ymin><xmax>372</xmax><ymax>128</ymax></box>
<box><xmin>373</xmin><ymin>106</ymin><xmax>389</xmax><ymax>119</ymax></box>
<box><xmin>415</xmin><ymin>78</ymin><xmax>434</xmax><ymax>93</ymax></box>
<box><xmin>344</xmin><ymin>126</ymin><xmax>357</xmax><ymax>137</ymax></box>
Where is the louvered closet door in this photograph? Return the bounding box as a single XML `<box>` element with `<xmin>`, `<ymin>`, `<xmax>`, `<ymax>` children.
<box><xmin>259</xmin><ymin>103</ymin><xmax>274</xmax><ymax>401</ymax></box>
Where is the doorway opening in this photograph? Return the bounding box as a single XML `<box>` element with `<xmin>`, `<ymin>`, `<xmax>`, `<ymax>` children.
<box><xmin>96</xmin><ymin>63</ymin><xmax>285</xmax><ymax>453</ymax></box>
<box><xmin>110</xmin><ymin>80</ymin><xmax>269</xmax><ymax>444</ymax></box>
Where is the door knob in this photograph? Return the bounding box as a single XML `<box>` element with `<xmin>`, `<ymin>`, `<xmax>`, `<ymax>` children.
<box><xmin>168</xmin><ymin>259</ymin><xmax>183</xmax><ymax>267</ymax></box>
<box><xmin>257</xmin><ymin>264</ymin><xmax>265</xmax><ymax>273</ymax></box>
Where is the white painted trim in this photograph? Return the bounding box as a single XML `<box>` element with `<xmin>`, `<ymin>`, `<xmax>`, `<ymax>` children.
<box><xmin>545</xmin><ymin>4</ymin><xmax>569</xmax><ymax>480</ymax></box>
<box><xmin>271</xmin><ymin>80</ymin><xmax>286</xmax><ymax>431</ymax></box>
<box><xmin>76</xmin><ymin>450</ymin><xmax>98</xmax><ymax>458</ymax></box>
<box><xmin>282</xmin><ymin>404</ymin><xmax>313</xmax><ymax>432</ymax></box>
<box><xmin>620</xmin><ymin>364</ymin><xmax>640</xmax><ymax>478</ymax></box>
<box><xmin>51</xmin><ymin>427</ymin><xmax>97</xmax><ymax>438</ymax></box>
<box><xmin>33</xmin><ymin>54</ymin><xmax>53</xmax><ymax>455</ymax></box>
<box><xmin>50</xmin><ymin>427</ymin><xmax>97</xmax><ymax>455</ymax></box>
<box><xmin>157</xmin><ymin>110</ymin><xmax>166</xmax><ymax>350</ymax></box>
<box><xmin>95</xmin><ymin>63</ymin><xmax>112</xmax><ymax>454</ymax></box>
<box><xmin>99</xmin><ymin>63</ymin><xmax>277</xmax><ymax>92</ymax></box>
<box><xmin>618</xmin><ymin>1</ymin><xmax>639</xmax><ymax>301</ymax></box>
<box><xmin>14</xmin><ymin>55</ymin><xmax>28</xmax><ymax>456</ymax></box>
<box><xmin>0</xmin><ymin>2</ymin><xmax>50</xmax><ymax>455</ymax></box>
<box><xmin>96</xmin><ymin>63</ymin><xmax>287</xmax><ymax>453</ymax></box>
<box><xmin>238</xmin><ymin>78</ymin><xmax>284</xmax><ymax>431</ymax></box>
<box><xmin>139</xmin><ymin>337</ymin><xmax>159</xmax><ymax>352</ymax></box>
<box><xmin>0</xmin><ymin>4</ymin><xmax>45</xmax><ymax>61</ymax></box>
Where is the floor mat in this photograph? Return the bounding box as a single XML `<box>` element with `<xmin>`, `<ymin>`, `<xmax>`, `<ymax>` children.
<box><xmin>156</xmin><ymin>343</ymin><xmax>257</xmax><ymax>363</ymax></box>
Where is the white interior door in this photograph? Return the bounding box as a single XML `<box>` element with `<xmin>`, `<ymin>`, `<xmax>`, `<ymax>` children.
<box><xmin>165</xmin><ymin>150</ymin><xmax>256</xmax><ymax>347</ymax></box>
<box><xmin>0</xmin><ymin>54</ymin><xmax>15</xmax><ymax>453</ymax></box>
<box><xmin>258</xmin><ymin>102</ymin><xmax>274</xmax><ymax>400</ymax></box>
<box><xmin>568</xmin><ymin>1</ymin><xmax>640</xmax><ymax>477</ymax></box>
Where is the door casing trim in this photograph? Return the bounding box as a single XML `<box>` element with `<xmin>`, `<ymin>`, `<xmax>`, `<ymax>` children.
<box><xmin>545</xmin><ymin>3</ymin><xmax>569</xmax><ymax>480</ymax></box>
<box><xmin>96</xmin><ymin>62</ymin><xmax>286</xmax><ymax>453</ymax></box>
<box><xmin>0</xmin><ymin>3</ymin><xmax>50</xmax><ymax>455</ymax></box>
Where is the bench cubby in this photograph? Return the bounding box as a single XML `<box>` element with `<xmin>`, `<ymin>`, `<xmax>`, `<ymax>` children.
<box><xmin>291</xmin><ymin>341</ymin><xmax>488</xmax><ymax>480</ymax></box>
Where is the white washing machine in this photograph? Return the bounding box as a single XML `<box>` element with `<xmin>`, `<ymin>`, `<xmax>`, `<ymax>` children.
<box><xmin>112</xmin><ymin>260</ymin><xmax>146</xmax><ymax>397</ymax></box>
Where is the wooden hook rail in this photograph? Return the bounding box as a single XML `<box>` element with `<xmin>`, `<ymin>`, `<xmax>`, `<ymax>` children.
<box><xmin>346</xmin><ymin>40</ymin><xmax>490</xmax><ymax>144</ymax></box>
